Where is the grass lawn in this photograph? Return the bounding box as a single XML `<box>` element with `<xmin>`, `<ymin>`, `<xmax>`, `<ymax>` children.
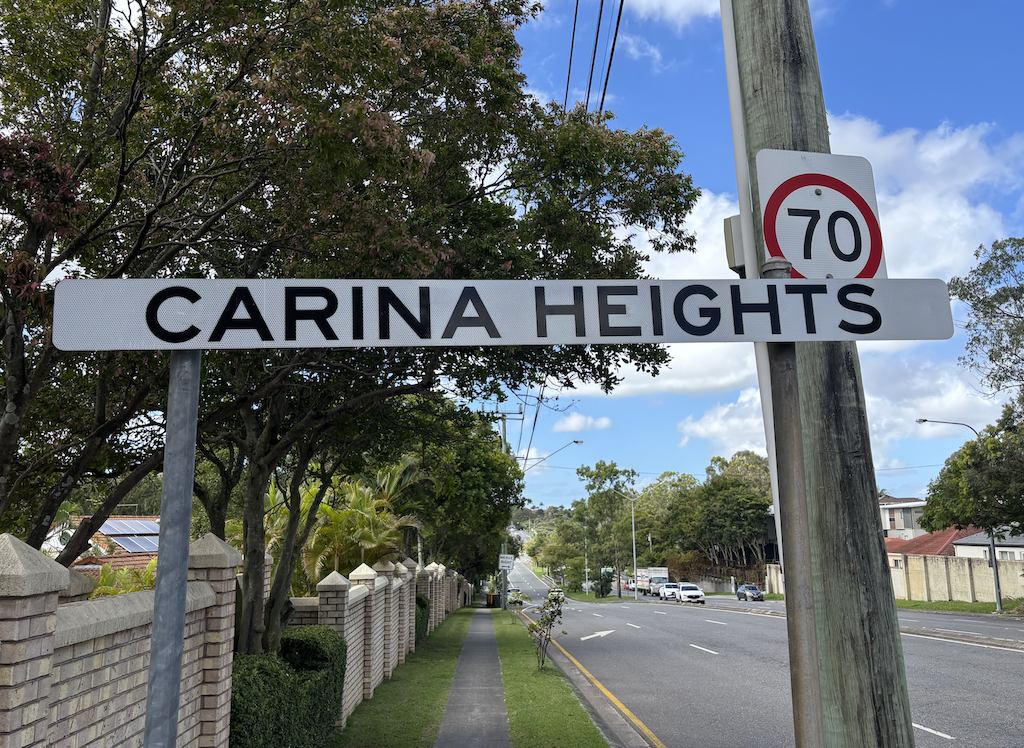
<box><xmin>895</xmin><ymin>597</ymin><xmax>1024</xmax><ymax>615</ymax></box>
<box><xmin>332</xmin><ymin>605</ymin><xmax>474</xmax><ymax>748</ymax></box>
<box><xmin>492</xmin><ymin>609</ymin><xmax>609</xmax><ymax>748</ymax></box>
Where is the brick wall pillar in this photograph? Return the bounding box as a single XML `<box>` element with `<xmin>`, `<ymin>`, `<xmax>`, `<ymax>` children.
<box><xmin>423</xmin><ymin>563</ymin><xmax>439</xmax><ymax>633</ymax></box>
<box><xmin>188</xmin><ymin>534</ymin><xmax>243</xmax><ymax>748</ymax></box>
<box><xmin>317</xmin><ymin>571</ymin><xmax>350</xmax><ymax>632</ymax></box>
<box><xmin>371</xmin><ymin>561</ymin><xmax>396</xmax><ymax>678</ymax></box>
<box><xmin>349</xmin><ymin>564</ymin><xmax>381</xmax><ymax>700</ymax></box>
<box><xmin>395</xmin><ymin>563</ymin><xmax>410</xmax><ymax>664</ymax></box>
<box><xmin>0</xmin><ymin>534</ymin><xmax>69</xmax><ymax>748</ymax></box>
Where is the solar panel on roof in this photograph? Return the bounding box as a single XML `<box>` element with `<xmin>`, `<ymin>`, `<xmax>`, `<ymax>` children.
<box><xmin>113</xmin><ymin>536</ymin><xmax>144</xmax><ymax>552</ymax></box>
<box><xmin>99</xmin><ymin>519</ymin><xmax>160</xmax><ymax>536</ymax></box>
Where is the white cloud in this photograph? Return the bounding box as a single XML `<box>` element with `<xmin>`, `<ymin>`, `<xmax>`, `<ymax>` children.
<box><xmin>619</xmin><ymin>34</ymin><xmax>663</xmax><ymax>72</ymax></box>
<box><xmin>828</xmin><ymin>114</ymin><xmax>1024</xmax><ymax>280</ymax></box>
<box><xmin>552</xmin><ymin>413</ymin><xmax>612</xmax><ymax>432</ymax></box>
<box><xmin>677</xmin><ymin>387</ymin><xmax>767</xmax><ymax>456</ymax></box>
<box><xmin>625</xmin><ymin>0</ymin><xmax>719</xmax><ymax>29</ymax></box>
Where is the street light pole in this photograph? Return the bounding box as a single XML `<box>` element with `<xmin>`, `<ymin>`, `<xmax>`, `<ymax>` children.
<box><xmin>916</xmin><ymin>418</ymin><xmax>1002</xmax><ymax>612</ymax></box>
<box><xmin>611</xmin><ymin>488</ymin><xmax>639</xmax><ymax>601</ymax></box>
<box><xmin>522</xmin><ymin>440</ymin><xmax>583</xmax><ymax>472</ymax></box>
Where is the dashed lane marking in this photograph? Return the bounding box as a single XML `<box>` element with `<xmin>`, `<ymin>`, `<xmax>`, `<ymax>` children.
<box><xmin>689</xmin><ymin>644</ymin><xmax>719</xmax><ymax>655</ymax></box>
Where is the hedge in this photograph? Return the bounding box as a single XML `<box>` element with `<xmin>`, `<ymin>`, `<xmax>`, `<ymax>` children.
<box><xmin>415</xmin><ymin>593</ymin><xmax>430</xmax><ymax>644</ymax></box>
<box><xmin>230</xmin><ymin>626</ymin><xmax>347</xmax><ymax>748</ymax></box>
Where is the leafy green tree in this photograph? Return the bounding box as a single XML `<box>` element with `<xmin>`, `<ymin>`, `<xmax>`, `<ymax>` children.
<box><xmin>576</xmin><ymin>461</ymin><xmax>637</xmax><ymax>597</ymax></box>
<box><xmin>1</xmin><ymin>0</ymin><xmax>700</xmax><ymax>656</ymax></box>
<box><xmin>949</xmin><ymin>238</ymin><xmax>1024</xmax><ymax>394</ymax></box>
<box><xmin>920</xmin><ymin>404</ymin><xmax>1024</xmax><ymax>536</ymax></box>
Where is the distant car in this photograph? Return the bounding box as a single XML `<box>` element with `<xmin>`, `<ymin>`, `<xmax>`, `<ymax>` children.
<box><xmin>737</xmin><ymin>584</ymin><xmax>764</xmax><ymax>601</ymax></box>
<box><xmin>507</xmin><ymin>587</ymin><xmax>521</xmax><ymax>595</ymax></box>
<box><xmin>659</xmin><ymin>583</ymin><xmax>680</xmax><ymax>600</ymax></box>
<box><xmin>676</xmin><ymin>583</ymin><xmax>705</xmax><ymax>604</ymax></box>
<box><xmin>548</xmin><ymin>587</ymin><xmax>564</xmax><ymax>602</ymax></box>
<box><xmin>508</xmin><ymin>590</ymin><xmax>525</xmax><ymax>606</ymax></box>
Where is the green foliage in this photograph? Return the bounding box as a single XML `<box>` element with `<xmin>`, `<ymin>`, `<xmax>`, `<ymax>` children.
<box><xmin>525</xmin><ymin>594</ymin><xmax>564</xmax><ymax>671</ymax></box>
<box><xmin>921</xmin><ymin>403</ymin><xmax>1024</xmax><ymax>535</ymax></box>
<box><xmin>88</xmin><ymin>558</ymin><xmax>158</xmax><ymax>599</ymax></box>
<box><xmin>595</xmin><ymin>570</ymin><xmax>613</xmax><ymax>598</ymax></box>
<box><xmin>415</xmin><ymin>593</ymin><xmax>430</xmax><ymax>644</ymax></box>
<box><xmin>950</xmin><ymin>237</ymin><xmax>1024</xmax><ymax>393</ymax></box>
<box><xmin>230</xmin><ymin>626</ymin><xmax>346</xmax><ymax>748</ymax></box>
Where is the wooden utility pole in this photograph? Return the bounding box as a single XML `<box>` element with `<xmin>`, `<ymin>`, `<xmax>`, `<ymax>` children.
<box><xmin>730</xmin><ymin>2</ymin><xmax>916</xmax><ymax>746</ymax></box>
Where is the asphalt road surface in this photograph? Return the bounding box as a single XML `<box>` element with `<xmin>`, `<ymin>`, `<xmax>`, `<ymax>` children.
<box><xmin>510</xmin><ymin>560</ymin><xmax>1024</xmax><ymax>748</ymax></box>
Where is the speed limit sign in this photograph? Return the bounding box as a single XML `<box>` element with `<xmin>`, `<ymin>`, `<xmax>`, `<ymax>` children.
<box><xmin>757</xmin><ymin>150</ymin><xmax>887</xmax><ymax>279</ymax></box>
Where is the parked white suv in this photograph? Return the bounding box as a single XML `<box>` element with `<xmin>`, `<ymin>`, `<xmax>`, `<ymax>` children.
<box><xmin>659</xmin><ymin>583</ymin><xmax>680</xmax><ymax>600</ymax></box>
<box><xmin>676</xmin><ymin>583</ymin><xmax>706</xmax><ymax>604</ymax></box>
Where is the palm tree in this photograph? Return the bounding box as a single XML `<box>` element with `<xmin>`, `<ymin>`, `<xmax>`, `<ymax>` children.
<box><xmin>361</xmin><ymin>453</ymin><xmax>431</xmax><ymax>563</ymax></box>
<box><xmin>301</xmin><ymin>480</ymin><xmax>420</xmax><ymax>584</ymax></box>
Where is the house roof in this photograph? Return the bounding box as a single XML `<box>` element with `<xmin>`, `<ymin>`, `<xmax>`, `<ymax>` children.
<box><xmin>885</xmin><ymin>526</ymin><xmax>983</xmax><ymax>556</ymax></box>
<box><xmin>878</xmin><ymin>496</ymin><xmax>926</xmax><ymax>509</ymax></box>
<box><xmin>952</xmin><ymin>529</ymin><xmax>1024</xmax><ymax>548</ymax></box>
<box><xmin>71</xmin><ymin>552</ymin><xmax>159</xmax><ymax>579</ymax></box>
<box><xmin>72</xmin><ymin>515</ymin><xmax>161</xmax><ymax>555</ymax></box>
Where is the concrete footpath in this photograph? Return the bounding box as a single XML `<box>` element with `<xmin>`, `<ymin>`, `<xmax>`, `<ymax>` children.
<box><xmin>432</xmin><ymin>605</ymin><xmax>652</xmax><ymax>748</ymax></box>
<box><xmin>432</xmin><ymin>607</ymin><xmax>513</xmax><ymax>748</ymax></box>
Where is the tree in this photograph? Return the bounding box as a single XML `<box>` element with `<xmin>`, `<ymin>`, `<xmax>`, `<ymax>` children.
<box><xmin>1</xmin><ymin>0</ymin><xmax>701</xmax><ymax>655</ymax></box>
<box><xmin>576</xmin><ymin>461</ymin><xmax>637</xmax><ymax>596</ymax></box>
<box><xmin>920</xmin><ymin>404</ymin><xmax>1024</xmax><ymax>536</ymax></box>
<box><xmin>949</xmin><ymin>237</ymin><xmax>1024</xmax><ymax>395</ymax></box>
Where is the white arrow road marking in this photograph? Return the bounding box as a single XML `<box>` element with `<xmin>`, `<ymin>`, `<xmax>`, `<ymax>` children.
<box><xmin>689</xmin><ymin>644</ymin><xmax>719</xmax><ymax>655</ymax></box>
<box><xmin>913</xmin><ymin>724</ymin><xmax>956</xmax><ymax>740</ymax></box>
<box><xmin>581</xmin><ymin>630</ymin><xmax>615</xmax><ymax>641</ymax></box>
<box><xmin>706</xmin><ymin>620</ymin><xmax>727</xmax><ymax>626</ymax></box>
<box><xmin>627</xmin><ymin>623</ymin><xmax>641</xmax><ymax>629</ymax></box>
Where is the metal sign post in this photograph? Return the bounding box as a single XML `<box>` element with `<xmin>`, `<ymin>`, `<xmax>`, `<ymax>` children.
<box><xmin>142</xmin><ymin>350</ymin><xmax>202</xmax><ymax>748</ymax></box>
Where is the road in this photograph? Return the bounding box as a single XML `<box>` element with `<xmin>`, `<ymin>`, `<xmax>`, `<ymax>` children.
<box><xmin>508</xmin><ymin>560</ymin><xmax>1024</xmax><ymax>748</ymax></box>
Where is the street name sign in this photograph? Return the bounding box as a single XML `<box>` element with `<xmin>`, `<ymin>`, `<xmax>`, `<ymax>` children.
<box><xmin>757</xmin><ymin>149</ymin><xmax>887</xmax><ymax>280</ymax></box>
<box><xmin>53</xmin><ymin>277</ymin><xmax>953</xmax><ymax>350</ymax></box>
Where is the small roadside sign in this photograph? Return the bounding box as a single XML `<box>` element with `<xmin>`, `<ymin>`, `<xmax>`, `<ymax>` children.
<box><xmin>498</xmin><ymin>554</ymin><xmax>514</xmax><ymax>571</ymax></box>
<box><xmin>757</xmin><ymin>150</ymin><xmax>887</xmax><ymax>280</ymax></box>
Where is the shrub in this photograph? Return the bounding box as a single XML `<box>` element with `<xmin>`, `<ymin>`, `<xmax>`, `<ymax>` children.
<box><xmin>415</xmin><ymin>593</ymin><xmax>430</xmax><ymax>644</ymax></box>
<box><xmin>230</xmin><ymin>626</ymin><xmax>347</xmax><ymax>748</ymax></box>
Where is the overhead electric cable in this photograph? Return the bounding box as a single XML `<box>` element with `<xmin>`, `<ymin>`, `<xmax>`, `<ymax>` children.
<box><xmin>584</xmin><ymin>0</ymin><xmax>607</xmax><ymax>109</ymax></box>
<box><xmin>599</xmin><ymin>0</ymin><xmax>626</xmax><ymax>114</ymax></box>
<box><xmin>564</xmin><ymin>0</ymin><xmax>581</xmax><ymax>109</ymax></box>
<box><xmin>523</xmin><ymin>383</ymin><xmax>545</xmax><ymax>469</ymax></box>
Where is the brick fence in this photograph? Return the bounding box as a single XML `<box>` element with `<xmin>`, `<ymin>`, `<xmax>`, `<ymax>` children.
<box><xmin>0</xmin><ymin>533</ymin><xmax>468</xmax><ymax>748</ymax></box>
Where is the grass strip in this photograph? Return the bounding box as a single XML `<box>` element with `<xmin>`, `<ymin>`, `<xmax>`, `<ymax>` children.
<box><xmin>492</xmin><ymin>609</ymin><xmax>609</xmax><ymax>748</ymax></box>
<box><xmin>895</xmin><ymin>597</ymin><xmax>1024</xmax><ymax>615</ymax></box>
<box><xmin>332</xmin><ymin>605</ymin><xmax>474</xmax><ymax>748</ymax></box>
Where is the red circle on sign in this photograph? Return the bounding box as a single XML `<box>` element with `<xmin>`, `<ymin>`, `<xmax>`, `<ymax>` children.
<box><xmin>762</xmin><ymin>173</ymin><xmax>883</xmax><ymax>279</ymax></box>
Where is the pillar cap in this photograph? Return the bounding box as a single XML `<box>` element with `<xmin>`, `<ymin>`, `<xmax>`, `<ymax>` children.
<box><xmin>0</xmin><ymin>534</ymin><xmax>70</xmax><ymax>597</ymax></box>
<box><xmin>349</xmin><ymin>563</ymin><xmax>377</xmax><ymax>584</ymax></box>
<box><xmin>317</xmin><ymin>571</ymin><xmax>350</xmax><ymax>592</ymax></box>
<box><xmin>189</xmin><ymin>533</ymin><xmax>243</xmax><ymax>569</ymax></box>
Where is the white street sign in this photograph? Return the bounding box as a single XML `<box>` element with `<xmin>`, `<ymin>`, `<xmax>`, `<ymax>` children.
<box><xmin>498</xmin><ymin>554</ymin><xmax>514</xmax><ymax>571</ymax></box>
<box><xmin>53</xmin><ymin>277</ymin><xmax>952</xmax><ymax>350</ymax></box>
<box><xmin>757</xmin><ymin>150</ymin><xmax>887</xmax><ymax>280</ymax></box>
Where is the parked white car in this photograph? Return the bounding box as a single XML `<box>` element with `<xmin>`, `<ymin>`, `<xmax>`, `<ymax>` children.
<box><xmin>659</xmin><ymin>583</ymin><xmax>680</xmax><ymax>600</ymax></box>
<box><xmin>676</xmin><ymin>583</ymin><xmax>706</xmax><ymax>604</ymax></box>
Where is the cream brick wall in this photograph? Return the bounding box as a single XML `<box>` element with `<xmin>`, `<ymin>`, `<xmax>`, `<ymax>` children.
<box><xmin>0</xmin><ymin>533</ymin><xmax>240</xmax><ymax>748</ymax></box>
<box><xmin>293</xmin><ymin>559</ymin><xmax>466</xmax><ymax>730</ymax></box>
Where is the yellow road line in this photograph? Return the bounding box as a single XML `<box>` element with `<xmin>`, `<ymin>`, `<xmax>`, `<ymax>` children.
<box><xmin>519</xmin><ymin>611</ymin><xmax>668</xmax><ymax>748</ymax></box>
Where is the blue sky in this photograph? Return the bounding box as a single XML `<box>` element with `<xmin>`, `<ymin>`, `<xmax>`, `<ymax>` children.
<box><xmin>500</xmin><ymin>0</ymin><xmax>1024</xmax><ymax>507</ymax></box>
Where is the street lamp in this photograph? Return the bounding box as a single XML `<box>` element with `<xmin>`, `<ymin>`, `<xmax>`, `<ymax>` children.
<box><xmin>612</xmin><ymin>488</ymin><xmax>639</xmax><ymax>601</ymax></box>
<box><xmin>522</xmin><ymin>440</ymin><xmax>583</xmax><ymax>472</ymax></box>
<box><xmin>915</xmin><ymin>418</ymin><xmax>980</xmax><ymax>437</ymax></box>
<box><xmin>915</xmin><ymin>417</ymin><xmax>1001</xmax><ymax>611</ymax></box>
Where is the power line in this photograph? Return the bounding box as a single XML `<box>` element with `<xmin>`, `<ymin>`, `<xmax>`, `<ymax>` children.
<box><xmin>598</xmin><ymin>0</ymin><xmax>626</xmax><ymax>114</ymax></box>
<box><xmin>564</xmin><ymin>0</ymin><xmax>581</xmax><ymax>109</ymax></box>
<box><xmin>584</xmin><ymin>0</ymin><xmax>607</xmax><ymax>109</ymax></box>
